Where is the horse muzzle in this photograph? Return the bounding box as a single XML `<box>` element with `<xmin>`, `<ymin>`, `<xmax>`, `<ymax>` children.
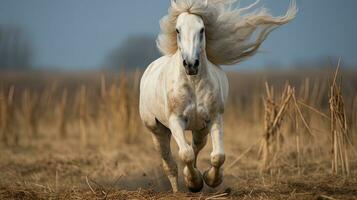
<box><xmin>183</xmin><ymin>59</ymin><xmax>200</xmax><ymax>76</ymax></box>
<box><xmin>185</xmin><ymin>67</ymin><xmax>198</xmax><ymax>76</ymax></box>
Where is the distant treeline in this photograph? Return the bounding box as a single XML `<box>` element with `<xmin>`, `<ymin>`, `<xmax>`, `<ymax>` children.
<box><xmin>0</xmin><ymin>25</ymin><xmax>33</xmax><ymax>70</ymax></box>
<box><xmin>105</xmin><ymin>35</ymin><xmax>160</xmax><ymax>70</ymax></box>
<box><xmin>0</xmin><ymin>28</ymin><xmax>353</xmax><ymax>71</ymax></box>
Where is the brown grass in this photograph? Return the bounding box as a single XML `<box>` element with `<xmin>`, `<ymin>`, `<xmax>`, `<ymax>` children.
<box><xmin>329</xmin><ymin>60</ymin><xmax>350</xmax><ymax>175</ymax></box>
<box><xmin>260</xmin><ymin>83</ymin><xmax>293</xmax><ymax>172</ymax></box>
<box><xmin>0</xmin><ymin>67</ymin><xmax>356</xmax><ymax>199</ymax></box>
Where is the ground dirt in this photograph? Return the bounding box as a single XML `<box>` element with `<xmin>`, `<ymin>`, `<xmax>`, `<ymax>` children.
<box><xmin>1</xmin><ymin>71</ymin><xmax>357</xmax><ymax>199</ymax></box>
<box><xmin>1</xmin><ymin>132</ymin><xmax>356</xmax><ymax>200</ymax></box>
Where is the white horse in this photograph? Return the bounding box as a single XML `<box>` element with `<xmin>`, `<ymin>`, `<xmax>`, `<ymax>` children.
<box><xmin>139</xmin><ymin>0</ymin><xmax>296</xmax><ymax>192</ymax></box>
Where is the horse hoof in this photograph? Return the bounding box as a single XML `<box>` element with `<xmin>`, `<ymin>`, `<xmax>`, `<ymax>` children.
<box><xmin>203</xmin><ymin>168</ymin><xmax>223</xmax><ymax>188</ymax></box>
<box><xmin>183</xmin><ymin>167</ymin><xmax>204</xmax><ymax>192</ymax></box>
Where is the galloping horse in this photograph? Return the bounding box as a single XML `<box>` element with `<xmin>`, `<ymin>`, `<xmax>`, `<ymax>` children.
<box><xmin>139</xmin><ymin>0</ymin><xmax>296</xmax><ymax>192</ymax></box>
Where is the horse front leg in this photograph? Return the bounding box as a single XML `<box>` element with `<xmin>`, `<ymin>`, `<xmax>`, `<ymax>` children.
<box><xmin>203</xmin><ymin>115</ymin><xmax>225</xmax><ymax>188</ymax></box>
<box><xmin>169</xmin><ymin>116</ymin><xmax>204</xmax><ymax>192</ymax></box>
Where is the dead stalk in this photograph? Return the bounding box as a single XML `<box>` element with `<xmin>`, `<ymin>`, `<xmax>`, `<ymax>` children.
<box><xmin>22</xmin><ymin>89</ymin><xmax>39</xmax><ymax>142</ymax></box>
<box><xmin>78</xmin><ymin>85</ymin><xmax>88</xmax><ymax>149</ymax></box>
<box><xmin>329</xmin><ymin>59</ymin><xmax>350</xmax><ymax>176</ymax></box>
<box><xmin>261</xmin><ymin>82</ymin><xmax>293</xmax><ymax>172</ymax></box>
<box><xmin>57</xmin><ymin>89</ymin><xmax>68</xmax><ymax>138</ymax></box>
<box><xmin>99</xmin><ymin>74</ymin><xmax>109</xmax><ymax>148</ymax></box>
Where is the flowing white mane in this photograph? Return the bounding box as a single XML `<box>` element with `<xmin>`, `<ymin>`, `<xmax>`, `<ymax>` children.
<box><xmin>157</xmin><ymin>0</ymin><xmax>297</xmax><ymax>65</ymax></box>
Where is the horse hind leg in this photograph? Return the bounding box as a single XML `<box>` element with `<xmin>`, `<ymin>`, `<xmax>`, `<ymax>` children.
<box><xmin>192</xmin><ymin>130</ymin><xmax>208</xmax><ymax>168</ymax></box>
<box><xmin>150</xmin><ymin>120</ymin><xmax>179</xmax><ymax>193</ymax></box>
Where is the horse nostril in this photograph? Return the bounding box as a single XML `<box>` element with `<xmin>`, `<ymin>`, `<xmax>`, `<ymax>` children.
<box><xmin>183</xmin><ymin>60</ymin><xmax>188</xmax><ymax>67</ymax></box>
<box><xmin>194</xmin><ymin>59</ymin><xmax>200</xmax><ymax>67</ymax></box>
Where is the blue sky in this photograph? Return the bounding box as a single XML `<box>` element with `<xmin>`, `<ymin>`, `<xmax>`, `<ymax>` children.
<box><xmin>0</xmin><ymin>0</ymin><xmax>356</xmax><ymax>69</ymax></box>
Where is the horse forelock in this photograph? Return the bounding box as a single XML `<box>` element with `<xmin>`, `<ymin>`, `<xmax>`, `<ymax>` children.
<box><xmin>157</xmin><ymin>0</ymin><xmax>297</xmax><ymax>66</ymax></box>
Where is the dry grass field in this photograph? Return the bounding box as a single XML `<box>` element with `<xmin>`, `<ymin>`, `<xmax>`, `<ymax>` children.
<box><xmin>1</xmin><ymin>67</ymin><xmax>357</xmax><ymax>200</ymax></box>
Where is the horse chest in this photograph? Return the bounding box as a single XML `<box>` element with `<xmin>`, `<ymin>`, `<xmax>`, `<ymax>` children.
<box><xmin>168</xmin><ymin>84</ymin><xmax>219</xmax><ymax>130</ymax></box>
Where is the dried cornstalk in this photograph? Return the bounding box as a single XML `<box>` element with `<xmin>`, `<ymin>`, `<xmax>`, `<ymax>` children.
<box><xmin>297</xmin><ymin>78</ymin><xmax>314</xmax><ymax>137</ymax></box>
<box><xmin>260</xmin><ymin>82</ymin><xmax>293</xmax><ymax>172</ymax></box>
<box><xmin>22</xmin><ymin>89</ymin><xmax>39</xmax><ymax>140</ymax></box>
<box><xmin>329</xmin><ymin>60</ymin><xmax>350</xmax><ymax>176</ymax></box>
<box><xmin>4</xmin><ymin>86</ymin><xmax>16</xmax><ymax>145</ymax></box>
<box><xmin>352</xmin><ymin>95</ymin><xmax>357</xmax><ymax>136</ymax></box>
<box><xmin>298</xmin><ymin>78</ymin><xmax>310</xmax><ymax>102</ymax></box>
<box><xmin>57</xmin><ymin>89</ymin><xmax>68</xmax><ymax>138</ymax></box>
<box><xmin>117</xmin><ymin>73</ymin><xmax>131</xmax><ymax>143</ymax></box>
<box><xmin>99</xmin><ymin>74</ymin><xmax>110</xmax><ymax>147</ymax></box>
<box><xmin>78</xmin><ymin>85</ymin><xmax>88</xmax><ymax>149</ymax></box>
<box><xmin>40</xmin><ymin>81</ymin><xmax>58</xmax><ymax>110</ymax></box>
<box><xmin>127</xmin><ymin>71</ymin><xmax>142</xmax><ymax>142</ymax></box>
<box><xmin>0</xmin><ymin>87</ymin><xmax>7</xmax><ymax>144</ymax></box>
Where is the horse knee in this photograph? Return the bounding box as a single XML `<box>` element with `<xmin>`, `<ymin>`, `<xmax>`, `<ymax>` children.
<box><xmin>179</xmin><ymin>147</ymin><xmax>195</xmax><ymax>164</ymax></box>
<box><xmin>210</xmin><ymin>153</ymin><xmax>225</xmax><ymax>167</ymax></box>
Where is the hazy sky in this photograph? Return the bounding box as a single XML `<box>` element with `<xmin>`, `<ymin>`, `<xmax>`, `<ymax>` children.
<box><xmin>0</xmin><ymin>0</ymin><xmax>356</xmax><ymax>69</ymax></box>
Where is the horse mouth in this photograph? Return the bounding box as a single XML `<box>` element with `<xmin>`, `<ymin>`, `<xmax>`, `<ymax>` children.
<box><xmin>186</xmin><ymin>69</ymin><xmax>198</xmax><ymax>76</ymax></box>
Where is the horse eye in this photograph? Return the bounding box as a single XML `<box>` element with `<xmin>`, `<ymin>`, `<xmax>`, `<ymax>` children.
<box><xmin>200</xmin><ymin>28</ymin><xmax>205</xmax><ymax>34</ymax></box>
<box><xmin>176</xmin><ymin>29</ymin><xmax>180</xmax><ymax>34</ymax></box>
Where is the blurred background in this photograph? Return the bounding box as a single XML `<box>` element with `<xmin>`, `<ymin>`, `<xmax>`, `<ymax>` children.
<box><xmin>0</xmin><ymin>0</ymin><xmax>357</xmax><ymax>71</ymax></box>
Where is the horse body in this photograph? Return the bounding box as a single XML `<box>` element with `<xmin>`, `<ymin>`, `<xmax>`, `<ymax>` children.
<box><xmin>139</xmin><ymin>0</ymin><xmax>296</xmax><ymax>192</ymax></box>
<box><xmin>140</xmin><ymin>52</ymin><xmax>228</xmax><ymax>131</ymax></box>
<box><xmin>140</xmin><ymin>49</ymin><xmax>228</xmax><ymax>192</ymax></box>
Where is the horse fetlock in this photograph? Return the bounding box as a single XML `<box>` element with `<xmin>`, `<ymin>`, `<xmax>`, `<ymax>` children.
<box><xmin>183</xmin><ymin>166</ymin><xmax>204</xmax><ymax>192</ymax></box>
<box><xmin>167</xmin><ymin>175</ymin><xmax>179</xmax><ymax>193</ymax></box>
<box><xmin>203</xmin><ymin>167</ymin><xmax>223</xmax><ymax>188</ymax></box>
<box><xmin>210</xmin><ymin>153</ymin><xmax>225</xmax><ymax>167</ymax></box>
<box><xmin>179</xmin><ymin>148</ymin><xmax>195</xmax><ymax>164</ymax></box>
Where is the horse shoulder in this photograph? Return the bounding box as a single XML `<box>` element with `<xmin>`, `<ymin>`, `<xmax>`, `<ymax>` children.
<box><xmin>140</xmin><ymin>55</ymin><xmax>173</xmax><ymax>127</ymax></box>
<box><xmin>141</xmin><ymin>56</ymin><xmax>170</xmax><ymax>84</ymax></box>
